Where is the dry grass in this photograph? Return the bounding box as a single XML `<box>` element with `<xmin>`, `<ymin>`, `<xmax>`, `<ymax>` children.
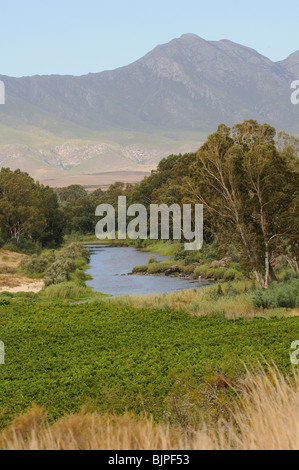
<box><xmin>1</xmin><ymin>367</ymin><xmax>299</xmax><ymax>450</ymax></box>
<box><xmin>0</xmin><ymin>250</ymin><xmax>25</xmax><ymax>269</ymax></box>
<box><xmin>106</xmin><ymin>281</ymin><xmax>257</xmax><ymax>319</ymax></box>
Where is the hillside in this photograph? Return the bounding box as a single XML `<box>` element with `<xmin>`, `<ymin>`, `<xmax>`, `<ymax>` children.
<box><xmin>0</xmin><ymin>34</ymin><xmax>298</xmax><ymax>184</ymax></box>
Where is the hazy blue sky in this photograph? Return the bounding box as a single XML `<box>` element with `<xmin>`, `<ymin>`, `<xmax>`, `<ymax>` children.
<box><xmin>1</xmin><ymin>0</ymin><xmax>298</xmax><ymax>76</ymax></box>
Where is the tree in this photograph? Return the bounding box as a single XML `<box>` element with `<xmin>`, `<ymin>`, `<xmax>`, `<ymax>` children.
<box><xmin>0</xmin><ymin>169</ymin><xmax>46</xmax><ymax>242</ymax></box>
<box><xmin>182</xmin><ymin>120</ymin><xmax>298</xmax><ymax>288</ymax></box>
<box><xmin>56</xmin><ymin>185</ymin><xmax>88</xmax><ymax>204</ymax></box>
<box><xmin>38</xmin><ymin>185</ymin><xmax>64</xmax><ymax>247</ymax></box>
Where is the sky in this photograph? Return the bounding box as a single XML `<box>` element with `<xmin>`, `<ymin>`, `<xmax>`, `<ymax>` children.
<box><xmin>0</xmin><ymin>0</ymin><xmax>298</xmax><ymax>77</ymax></box>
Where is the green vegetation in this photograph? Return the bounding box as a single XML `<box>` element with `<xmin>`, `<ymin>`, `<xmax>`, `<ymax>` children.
<box><xmin>0</xmin><ymin>300</ymin><xmax>298</xmax><ymax>429</ymax></box>
<box><xmin>60</xmin><ymin>121</ymin><xmax>298</xmax><ymax>292</ymax></box>
<box><xmin>0</xmin><ymin>120</ymin><xmax>298</xmax><ymax>440</ymax></box>
<box><xmin>0</xmin><ymin>168</ymin><xmax>64</xmax><ymax>250</ymax></box>
<box><xmin>252</xmin><ymin>277</ymin><xmax>299</xmax><ymax>310</ymax></box>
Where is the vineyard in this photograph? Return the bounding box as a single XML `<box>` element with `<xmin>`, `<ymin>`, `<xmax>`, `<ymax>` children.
<box><xmin>0</xmin><ymin>299</ymin><xmax>297</xmax><ymax>428</ymax></box>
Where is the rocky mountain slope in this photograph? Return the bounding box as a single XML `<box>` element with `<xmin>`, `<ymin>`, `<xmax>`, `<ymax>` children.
<box><xmin>0</xmin><ymin>34</ymin><xmax>298</xmax><ymax>184</ymax></box>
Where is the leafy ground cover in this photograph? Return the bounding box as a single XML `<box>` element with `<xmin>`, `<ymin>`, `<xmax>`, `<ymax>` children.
<box><xmin>0</xmin><ymin>300</ymin><xmax>297</xmax><ymax>428</ymax></box>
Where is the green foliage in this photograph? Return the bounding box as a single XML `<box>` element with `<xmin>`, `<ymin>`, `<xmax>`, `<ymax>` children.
<box><xmin>20</xmin><ymin>253</ymin><xmax>55</xmax><ymax>275</ymax></box>
<box><xmin>43</xmin><ymin>243</ymin><xmax>89</xmax><ymax>286</ymax></box>
<box><xmin>0</xmin><ymin>169</ymin><xmax>63</xmax><ymax>248</ymax></box>
<box><xmin>223</xmin><ymin>269</ymin><xmax>243</xmax><ymax>282</ymax></box>
<box><xmin>57</xmin><ymin>243</ymin><xmax>90</xmax><ymax>263</ymax></box>
<box><xmin>40</xmin><ymin>282</ymin><xmax>93</xmax><ymax>299</ymax></box>
<box><xmin>132</xmin><ymin>265</ymin><xmax>148</xmax><ymax>274</ymax></box>
<box><xmin>182</xmin><ymin>265</ymin><xmax>196</xmax><ymax>275</ymax></box>
<box><xmin>193</xmin><ymin>265</ymin><xmax>210</xmax><ymax>279</ymax></box>
<box><xmin>147</xmin><ymin>263</ymin><xmax>169</xmax><ymax>275</ymax></box>
<box><xmin>2</xmin><ymin>238</ymin><xmax>42</xmax><ymax>255</ymax></box>
<box><xmin>0</xmin><ymin>302</ymin><xmax>297</xmax><ymax>428</ymax></box>
<box><xmin>44</xmin><ymin>259</ymin><xmax>76</xmax><ymax>286</ymax></box>
<box><xmin>252</xmin><ymin>278</ymin><xmax>299</xmax><ymax>309</ymax></box>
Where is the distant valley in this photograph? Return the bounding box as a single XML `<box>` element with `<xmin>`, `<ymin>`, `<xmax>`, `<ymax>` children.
<box><xmin>0</xmin><ymin>33</ymin><xmax>298</xmax><ymax>186</ymax></box>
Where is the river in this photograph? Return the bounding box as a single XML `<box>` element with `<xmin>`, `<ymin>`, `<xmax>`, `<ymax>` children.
<box><xmin>85</xmin><ymin>245</ymin><xmax>210</xmax><ymax>296</ymax></box>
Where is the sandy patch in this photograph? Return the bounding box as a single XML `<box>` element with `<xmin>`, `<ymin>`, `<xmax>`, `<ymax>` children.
<box><xmin>0</xmin><ymin>275</ymin><xmax>44</xmax><ymax>293</ymax></box>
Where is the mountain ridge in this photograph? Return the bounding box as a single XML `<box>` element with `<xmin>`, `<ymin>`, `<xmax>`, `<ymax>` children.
<box><xmin>0</xmin><ymin>34</ymin><xmax>298</xmax><ymax>185</ymax></box>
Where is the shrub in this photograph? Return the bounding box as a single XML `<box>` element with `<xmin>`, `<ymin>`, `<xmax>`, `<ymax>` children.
<box><xmin>44</xmin><ymin>259</ymin><xmax>76</xmax><ymax>286</ymax></box>
<box><xmin>223</xmin><ymin>269</ymin><xmax>243</xmax><ymax>282</ymax></box>
<box><xmin>40</xmin><ymin>282</ymin><xmax>92</xmax><ymax>299</ymax></box>
<box><xmin>182</xmin><ymin>265</ymin><xmax>196</xmax><ymax>275</ymax></box>
<box><xmin>2</xmin><ymin>238</ymin><xmax>42</xmax><ymax>255</ymax></box>
<box><xmin>21</xmin><ymin>253</ymin><xmax>55</xmax><ymax>275</ymax></box>
<box><xmin>206</xmin><ymin>267</ymin><xmax>226</xmax><ymax>280</ymax></box>
<box><xmin>58</xmin><ymin>243</ymin><xmax>90</xmax><ymax>263</ymax></box>
<box><xmin>183</xmin><ymin>253</ymin><xmax>201</xmax><ymax>266</ymax></box>
<box><xmin>147</xmin><ymin>263</ymin><xmax>168</xmax><ymax>275</ymax></box>
<box><xmin>193</xmin><ymin>265</ymin><xmax>210</xmax><ymax>279</ymax></box>
<box><xmin>252</xmin><ymin>278</ymin><xmax>299</xmax><ymax>310</ymax></box>
<box><xmin>148</xmin><ymin>256</ymin><xmax>158</xmax><ymax>264</ymax></box>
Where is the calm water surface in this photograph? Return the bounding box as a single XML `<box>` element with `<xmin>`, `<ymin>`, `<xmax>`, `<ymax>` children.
<box><xmin>85</xmin><ymin>245</ymin><xmax>210</xmax><ymax>296</ymax></box>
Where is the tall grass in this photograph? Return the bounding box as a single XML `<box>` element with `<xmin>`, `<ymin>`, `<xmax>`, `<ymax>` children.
<box><xmin>107</xmin><ymin>280</ymin><xmax>299</xmax><ymax>318</ymax></box>
<box><xmin>106</xmin><ymin>281</ymin><xmax>256</xmax><ymax>318</ymax></box>
<box><xmin>1</xmin><ymin>367</ymin><xmax>298</xmax><ymax>450</ymax></box>
<box><xmin>39</xmin><ymin>282</ymin><xmax>93</xmax><ymax>299</ymax></box>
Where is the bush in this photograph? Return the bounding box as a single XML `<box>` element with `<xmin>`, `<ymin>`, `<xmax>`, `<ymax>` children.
<box><xmin>44</xmin><ymin>259</ymin><xmax>76</xmax><ymax>286</ymax></box>
<box><xmin>252</xmin><ymin>278</ymin><xmax>299</xmax><ymax>310</ymax></box>
<box><xmin>205</xmin><ymin>267</ymin><xmax>226</xmax><ymax>280</ymax></box>
<box><xmin>147</xmin><ymin>263</ymin><xmax>168</xmax><ymax>275</ymax></box>
<box><xmin>40</xmin><ymin>282</ymin><xmax>92</xmax><ymax>299</ymax></box>
<box><xmin>0</xmin><ymin>266</ymin><xmax>17</xmax><ymax>275</ymax></box>
<box><xmin>148</xmin><ymin>256</ymin><xmax>158</xmax><ymax>264</ymax></box>
<box><xmin>182</xmin><ymin>265</ymin><xmax>196</xmax><ymax>275</ymax></box>
<box><xmin>2</xmin><ymin>238</ymin><xmax>42</xmax><ymax>255</ymax></box>
<box><xmin>21</xmin><ymin>253</ymin><xmax>55</xmax><ymax>275</ymax></box>
<box><xmin>57</xmin><ymin>243</ymin><xmax>90</xmax><ymax>263</ymax></box>
<box><xmin>223</xmin><ymin>269</ymin><xmax>243</xmax><ymax>282</ymax></box>
<box><xmin>193</xmin><ymin>265</ymin><xmax>210</xmax><ymax>279</ymax></box>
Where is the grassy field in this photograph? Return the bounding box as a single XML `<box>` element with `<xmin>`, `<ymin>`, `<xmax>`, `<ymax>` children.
<box><xmin>0</xmin><ymin>300</ymin><xmax>298</xmax><ymax>430</ymax></box>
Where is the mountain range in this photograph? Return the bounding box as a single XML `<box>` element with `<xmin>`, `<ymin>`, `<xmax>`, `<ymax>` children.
<box><xmin>0</xmin><ymin>34</ymin><xmax>298</xmax><ymax>186</ymax></box>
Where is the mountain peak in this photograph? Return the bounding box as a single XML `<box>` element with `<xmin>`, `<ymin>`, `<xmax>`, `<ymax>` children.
<box><xmin>179</xmin><ymin>33</ymin><xmax>203</xmax><ymax>40</ymax></box>
<box><xmin>278</xmin><ymin>50</ymin><xmax>299</xmax><ymax>77</ymax></box>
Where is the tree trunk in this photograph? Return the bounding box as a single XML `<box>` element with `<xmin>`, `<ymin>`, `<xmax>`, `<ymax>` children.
<box><xmin>269</xmin><ymin>264</ymin><xmax>278</xmax><ymax>282</ymax></box>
